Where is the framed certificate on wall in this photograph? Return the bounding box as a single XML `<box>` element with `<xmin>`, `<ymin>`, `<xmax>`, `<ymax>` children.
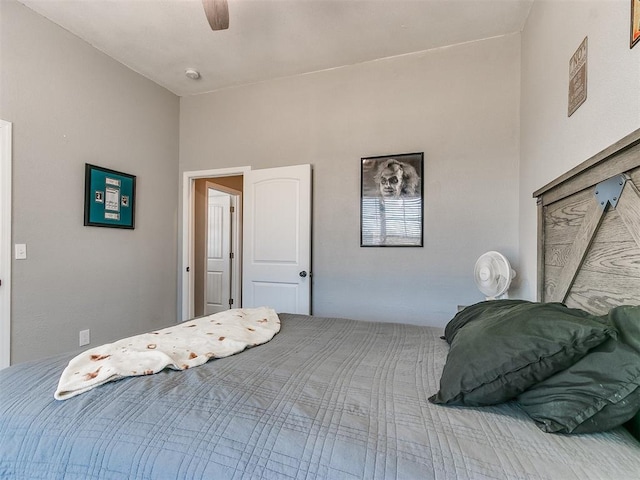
<box><xmin>84</xmin><ymin>164</ymin><xmax>136</xmax><ymax>229</ymax></box>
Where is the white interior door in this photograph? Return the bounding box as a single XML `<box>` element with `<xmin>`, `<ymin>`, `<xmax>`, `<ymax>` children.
<box><xmin>243</xmin><ymin>164</ymin><xmax>311</xmax><ymax>314</ymax></box>
<box><xmin>205</xmin><ymin>190</ymin><xmax>231</xmax><ymax>315</ymax></box>
<box><xmin>0</xmin><ymin>120</ymin><xmax>11</xmax><ymax>369</ymax></box>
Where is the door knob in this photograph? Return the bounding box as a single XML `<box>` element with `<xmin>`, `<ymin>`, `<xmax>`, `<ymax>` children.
<box><xmin>299</xmin><ymin>271</ymin><xmax>307</xmax><ymax>278</ymax></box>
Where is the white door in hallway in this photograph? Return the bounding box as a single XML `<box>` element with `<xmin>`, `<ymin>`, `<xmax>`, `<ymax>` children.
<box><xmin>205</xmin><ymin>189</ymin><xmax>232</xmax><ymax>315</ymax></box>
<box><xmin>242</xmin><ymin>164</ymin><xmax>311</xmax><ymax>314</ymax></box>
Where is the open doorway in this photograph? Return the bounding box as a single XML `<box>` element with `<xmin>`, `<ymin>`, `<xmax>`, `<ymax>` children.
<box><xmin>193</xmin><ymin>177</ymin><xmax>242</xmax><ymax>317</ymax></box>
<box><xmin>181</xmin><ymin>164</ymin><xmax>311</xmax><ymax>321</ymax></box>
<box><xmin>182</xmin><ymin>166</ymin><xmax>250</xmax><ymax>320</ymax></box>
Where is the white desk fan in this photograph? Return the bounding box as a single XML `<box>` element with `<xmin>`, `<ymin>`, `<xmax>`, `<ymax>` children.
<box><xmin>474</xmin><ymin>251</ymin><xmax>516</xmax><ymax>300</ymax></box>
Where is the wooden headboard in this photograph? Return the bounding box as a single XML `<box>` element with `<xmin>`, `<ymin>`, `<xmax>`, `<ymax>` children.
<box><xmin>534</xmin><ymin>128</ymin><xmax>640</xmax><ymax>315</ymax></box>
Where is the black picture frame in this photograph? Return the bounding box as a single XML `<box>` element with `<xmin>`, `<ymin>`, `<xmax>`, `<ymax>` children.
<box><xmin>360</xmin><ymin>152</ymin><xmax>424</xmax><ymax>247</ymax></box>
<box><xmin>84</xmin><ymin>164</ymin><xmax>136</xmax><ymax>229</ymax></box>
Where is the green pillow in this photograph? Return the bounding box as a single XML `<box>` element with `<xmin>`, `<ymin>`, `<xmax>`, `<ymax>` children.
<box><xmin>609</xmin><ymin>306</ymin><xmax>640</xmax><ymax>440</ymax></box>
<box><xmin>429</xmin><ymin>300</ymin><xmax>616</xmax><ymax>406</ymax></box>
<box><xmin>607</xmin><ymin>305</ymin><xmax>640</xmax><ymax>353</ymax></box>
<box><xmin>517</xmin><ymin>305</ymin><xmax>640</xmax><ymax>434</ymax></box>
<box><xmin>517</xmin><ymin>337</ymin><xmax>640</xmax><ymax>433</ymax></box>
<box><xmin>443</xmin><ymin>299</ymin><xmax>527</xmax><ymax>344</ymax></box>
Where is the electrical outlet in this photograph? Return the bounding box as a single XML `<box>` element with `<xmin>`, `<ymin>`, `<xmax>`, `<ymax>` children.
<box><xmin>79</xmin><ymin>329</ymin><xmax>90</xmax><ymax>346</ymax></box>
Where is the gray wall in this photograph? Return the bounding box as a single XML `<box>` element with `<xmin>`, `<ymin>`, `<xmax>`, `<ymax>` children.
<box><xmin>180</xmin><ymin>34</ymin><xmax>522</xmax><ymax>327</ymax></box>
<box><xmin>519</xmin><ymin>0</ymin><xmax>640</xmax><ymax>301</ymax></box>
<box><xmin>1</xmin><ymin>0</ymin><xmax>180</xmax><ymax>363</ymax></box>
<box><xmin>4</xmin><ymin>0</ymin><xmax>632</xmax><ymax>362</ymax></box>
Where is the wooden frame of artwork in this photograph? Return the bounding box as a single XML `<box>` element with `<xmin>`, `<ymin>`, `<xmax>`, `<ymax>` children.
<box><xmin>632</xmin><ymin>0</ymin><xmax>640</xmax><ymax>48</ymax></box>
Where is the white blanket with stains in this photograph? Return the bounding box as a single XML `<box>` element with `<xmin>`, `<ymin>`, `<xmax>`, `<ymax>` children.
<box><xmin>54</xmin><ymin>307</ymin><xmax>280</xmax><ymax>400</ymax></box>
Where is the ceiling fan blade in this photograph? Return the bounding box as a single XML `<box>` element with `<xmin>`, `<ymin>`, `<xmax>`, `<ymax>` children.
<box><xmin>202</xmin><ymin>0</ymin><xmax>229</xmax><ymax>31</ymax></box>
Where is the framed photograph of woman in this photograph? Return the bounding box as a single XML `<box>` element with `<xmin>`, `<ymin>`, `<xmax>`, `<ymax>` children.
<box><xmin>360</xmin><ymin>152</ymin><xmax>424</xmax><ymax>247</ymax></box>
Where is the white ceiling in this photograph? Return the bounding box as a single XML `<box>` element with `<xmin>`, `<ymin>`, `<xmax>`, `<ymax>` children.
<box><xmin>18</xmin><ymin>0</ymin><xmax>534</xmax><ymax>97</ymax></box>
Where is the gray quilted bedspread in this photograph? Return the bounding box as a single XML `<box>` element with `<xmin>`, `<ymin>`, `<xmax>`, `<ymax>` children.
<box><xmin>1</xmin><ymin>314</ymin><xmax>640</xmax><ymax>479</ymax></box>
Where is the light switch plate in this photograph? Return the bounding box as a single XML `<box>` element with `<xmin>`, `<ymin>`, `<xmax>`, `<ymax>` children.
<box><xmin>15</xmin><ymin>244</ymin><xmax>26</xmax><ymax>260</ymax></box>
<box><xmin>79</xmin><ymin>329</ymin><xmax>90</xmax><ymax>346</ymax></box>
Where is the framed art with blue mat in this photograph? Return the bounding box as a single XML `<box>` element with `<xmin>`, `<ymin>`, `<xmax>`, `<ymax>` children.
<box><xmin>84</xmin><ymin>164</ymin><xmax>136</xmax><ymax>229</ymax></box>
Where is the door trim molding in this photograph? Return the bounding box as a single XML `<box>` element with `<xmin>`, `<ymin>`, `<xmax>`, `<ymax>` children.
<box><xmin>181</xmin><ymin>166</ymin><xmax>250</xmax><ymax>321</ymax></box>
<box><xmin>0</xmin><ymin>120</ymin><xmax>12</xmax><ymax>369</ymax></box>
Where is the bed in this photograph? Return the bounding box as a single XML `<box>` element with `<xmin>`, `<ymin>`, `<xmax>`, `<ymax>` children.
<box><xmin>2</xmin><ymin>129</ymin><xmax>640</xmax><ymax>479</ymax></box>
